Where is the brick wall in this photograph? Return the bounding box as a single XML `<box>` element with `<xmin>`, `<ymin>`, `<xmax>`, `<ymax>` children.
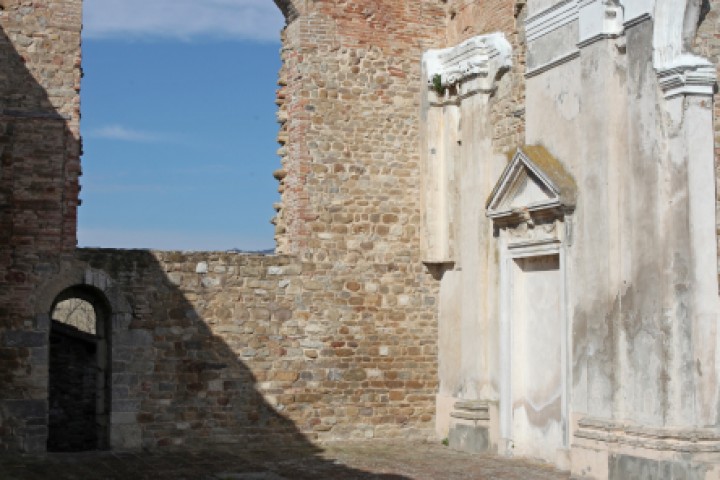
<box><xmin>446</xmin><ymin>0</ymin><xmax>527</xmax><ymax>155</ymax></box>
<box><xmin>274</xmin><ymin>0</ymin><xmax>446</xmax><ymax>255</ymax></box>
<box><xmin>0</xmin><ymin>0</ymin><xmax>82</xmax><ymax>452</ymax></box>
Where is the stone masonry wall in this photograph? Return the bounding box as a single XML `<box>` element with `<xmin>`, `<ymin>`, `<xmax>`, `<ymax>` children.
<box><xmin>73</xmin><ymin>249</ymin><xmax>439</xmax><ymax>448</ymax></box>
<box><xmin>0</xmin><ymin>0</ymin><xmax>82</xmax><ymax>452</ymax></box>
<box><xmin>2</xmin><ymin>0</ymin><xmax>448</xmax><ymax>452</ymax></box>
<box><xmin>273</xmin><ymin>0</ymin><xmax>446</xmax><ymax>255</ymax></box>
<box><xmin>445</xmin><ymin>0</ymin><xmax>527</xmax><ymax>155</ymax></box>
<box><xmin>262</xmin><ymin>1</ymin><xmax>454</xmax><ymax>445</ymax></box>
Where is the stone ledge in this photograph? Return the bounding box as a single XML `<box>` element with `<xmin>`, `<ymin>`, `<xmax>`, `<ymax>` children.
<box><xmin>451</xmin><ymin>411</ymin><xmax>490</xmax><ymax>421</ymax></box>
<box><xmin>454</xmin><ymin>400</ymin><xmax>492</xmax><ymax>411</ymax></box>
<box><xmin>575</xmin><ymin>418</ymin><xmax>720</xmax><ymax>453</ymax></box>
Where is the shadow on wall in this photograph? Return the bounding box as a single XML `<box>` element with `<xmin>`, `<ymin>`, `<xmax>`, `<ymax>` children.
<box><xmin>59</xmin><ymin>245</ymin><xmax>409</xmax><ymax>480</ymax></box>
<box><xmin>0</xmin><ymin>17</ymin><xmax>409</xmax><ymax>476</ymax></box>
<box><xmin>0</xmin><ymin>16</ymin><xmax>82</xmax><ymax>452</ymax></box>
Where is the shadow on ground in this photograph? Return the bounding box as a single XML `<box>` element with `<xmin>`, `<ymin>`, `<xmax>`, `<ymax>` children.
<box><xmin>0</xmin><ymin>440</ymin><xmax>571</xmax><ymax>480</ymax></box>
<box><xmin>0</xmin><ymin>444</ymin><xmax>409</xmax><ymax>479</ymax></box>
<box><xmin>38</xmin><ymin>248</ymin><xmax>412</xmax><ymax>480</ymax></box>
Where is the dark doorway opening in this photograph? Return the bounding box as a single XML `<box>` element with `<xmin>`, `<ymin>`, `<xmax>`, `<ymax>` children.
<box><xmin>47</xmin><ymin>286</ymin><xmax>111</xmax><ymax>452</ymax></box>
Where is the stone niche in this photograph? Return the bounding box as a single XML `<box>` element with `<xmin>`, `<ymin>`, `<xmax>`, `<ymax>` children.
<box><xmin>486</xmin><ymin>145</ymin><xmax>575</xmax><ymax>467</ymax></box>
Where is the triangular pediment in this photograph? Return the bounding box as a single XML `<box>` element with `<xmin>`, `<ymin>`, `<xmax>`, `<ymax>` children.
<box><xmin>486</xmin><ymin>146</ymin><xmax>576</xmax><ymax>220</ymax></box>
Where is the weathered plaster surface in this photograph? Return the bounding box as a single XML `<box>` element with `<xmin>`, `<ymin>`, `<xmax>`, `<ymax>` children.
<box><xmin>430</xmin><ymin>0</ymin><xmax>720</xmax><ymax>476</ymax></box>
<box><xmin>2</xmin><ymin>1</ymin><xmax>720</xmax><ymax>478</ymax></box>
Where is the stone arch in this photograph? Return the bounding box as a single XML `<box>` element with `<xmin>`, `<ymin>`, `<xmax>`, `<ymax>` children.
<box><xmin>273</xmin><ymin>0</ymin><xmax>300</xmax><ymax>23</ymax></box>
<box><xmin>35</xmin><ymin>264</ymin><xmax>133</xmax><ymax>451</ymax></box>
<box><xmin>653</xmin><ymin>0</ymin><xmax>708</xmax><ymax>67</ymax></box>
<box><xmin>35</xmin><ymin>265</ymin><xmax>132</xmax><ymax>323</ymax></box>
<box><xmin>47</xmin><ymin>284</ymin><xmax>111</xmax><ymax>451</ymax></box>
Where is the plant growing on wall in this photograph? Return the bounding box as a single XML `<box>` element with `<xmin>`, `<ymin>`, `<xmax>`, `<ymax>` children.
<box><xmin>432</xmin><ymin>74</ymin><xmax>445</xmax><ymax>95</ymax></box>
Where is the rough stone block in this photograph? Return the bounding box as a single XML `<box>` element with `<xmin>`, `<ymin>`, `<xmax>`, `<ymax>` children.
<box><xmin>448</xmin><ymin>423</ymin><xmax>489</xmax><ymax>454</ymax></box>
<box><xmin>110</xmin><ymin>424</ymin><xmax>142</xmax><ymax>450</ymax></box>
<box><xmin>609</xmin><ymin>455</ymin><xmax>706</xmax><ymax>480</ymax></box>
<box><xmin>3</xmin><ymin>331</ymin><xmax>46</xmax><ymax>348</ymax></box>
<box><xmin>1</xmin><ymin>399</ymin><xmax>46</xmax><ymax>419</ymax></box>
<box><xmin>115</xmin><ymin>329</ymin><xmax>153</xmax><ymax>347</ymax></box>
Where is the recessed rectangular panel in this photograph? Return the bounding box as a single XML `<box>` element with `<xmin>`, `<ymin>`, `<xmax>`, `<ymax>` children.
<box><xmin>511</xmin><ymin>254</ymin><xmax>564</xmax><ymax>461</ymax></box>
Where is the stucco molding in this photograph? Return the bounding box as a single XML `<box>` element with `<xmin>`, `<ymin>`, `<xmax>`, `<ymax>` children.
<box><xmin>525</xmin><ymin>50</ymin><xmax>580</xmax><ymax>78</ymax></box>
<box><xmin>656</xmin><ymin>59</ymin><xmax>716</xmax><ymax>98</ymax></box>
<box><xmin>486</xmin><ymin>146</ymin><xmax>577</xmax><ymax>223</ymax></box>
<box><xmin>526</xmin><ymin>0</ymin><xmax>578</xmax><ymax>43</ymax></box>
<box><xmin>653</xmin><ymin>0</ymin><xmax>716</xmax><ymax>98</ymax></box>
<box><xmin>423</xmin><ymin>33</ymin><xmax>512</xmax><ymax>93</ymax></box>
<box><xmin>525</xmin><ymin>0</ymin><xmax>626</xmax><ymax>48</ymax></box>
<box><xmin>575</xmin><ymin>417</ymin><xmax>720</xmax><ymax>453</ymax></box>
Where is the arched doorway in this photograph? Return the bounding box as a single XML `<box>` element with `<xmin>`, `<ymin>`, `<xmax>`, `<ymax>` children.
<box><xmin>47</xmin><ymin>286</ymin><xmax>111</xmax><ymax>451</ymax></box>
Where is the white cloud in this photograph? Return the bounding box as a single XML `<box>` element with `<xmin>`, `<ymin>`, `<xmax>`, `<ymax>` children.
<box><xmin>83</xmin><ymin>0</ymin><xmax>285</xmax><ymax>42</ymax></box>
<box><xmin>87</xmin><ymin>124</ymin><xmax>171</xmax><ymax>142</ymax></box>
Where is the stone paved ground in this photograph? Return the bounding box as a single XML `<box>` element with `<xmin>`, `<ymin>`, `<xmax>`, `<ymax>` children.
<box><xmin>0</xmin><ymin>441</ymin><xmax>570</xmax><ymax>480</ymax></box>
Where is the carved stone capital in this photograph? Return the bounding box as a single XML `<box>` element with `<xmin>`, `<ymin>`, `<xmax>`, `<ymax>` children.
<box><xmin>656</xmin><ymin>55</ymin><xmax>716</xmax><ymax>99</ymax></box>
<box><xmin>423</xmin><ymin>33</ymin><xmax>512</xmax><ymax>94</ymax></box>
<box><xmin>653</xmin><ymin>0</ymin><xmax>717</xmax><ymax>97</ymax></box>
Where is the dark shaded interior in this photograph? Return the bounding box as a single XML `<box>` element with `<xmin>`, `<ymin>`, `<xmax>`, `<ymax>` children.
<box><xmin>48</xmin><ymin>320</ymin><xmax>99</xmax><ymax>451</ymax></box>
<box><xmin>48</xmin><ymin>285</ymin><xmax>110</xmax><ymax>452</ymax></box>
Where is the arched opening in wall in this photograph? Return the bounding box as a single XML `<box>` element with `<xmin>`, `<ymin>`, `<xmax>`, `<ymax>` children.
<box><xmin>77</xmin><ymin>4</ymin><xmax>285</xmax><ymax>252</ymax></box>
<box><xmin>47</xmin><ymin>286</ymin><xmax>111</xmax><ymax>452</ymax></box>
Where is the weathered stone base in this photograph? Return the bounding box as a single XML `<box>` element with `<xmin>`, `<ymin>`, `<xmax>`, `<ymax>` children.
<box><xmin>449</xmin><ymin>423</ymin><xmax>489</xmax><ymax>454</ymax></box>
<box><xmin>438</xmin><ymin>397</ymin><xmax>499</xmax><ymax>454</ymax></box>
<box><xmin>571</xmin><ymin>418</ymin><xmax>720</xmax><ymax>480</ymax></box>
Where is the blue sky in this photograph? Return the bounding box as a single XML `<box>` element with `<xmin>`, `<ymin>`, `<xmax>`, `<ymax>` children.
<box><xmin>78</xmin><ymin>1</ymin><xmax>285</xmax><ymax>251</ymax></box>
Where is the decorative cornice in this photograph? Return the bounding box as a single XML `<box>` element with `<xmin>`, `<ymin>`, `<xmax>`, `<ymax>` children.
<box><xmin>656</xmin><ymin>56</ymin><xmax>716</xmax><ymax>99</ymax></box>
<box><xmin>523</xmin><ymin>0</ymin><xmax>718</xmax><ymax>97</ymax></box>
<box><xmin>575</xmin><ymin>417</ymin><xmax>720</xmax><ymax>453</ymax></box>
<box><xmin>653</xmin><ymin>0</ymin><xmax>717</xmax><ymax>98</ymax></box>
<box><xmin>525</xmin><ymin>0</ymin><xmax>627</xmax><ymax>47</ymax></box>
<box><xmin>526</xmin><ymin>0</ymin><xmax>578</xmax><ymax>43</ymax></box>
<box><xmin>486</xmin><ymin>146</ymin><xmax>577</xmax><ymax>222</ymax></box>
<box><xmin>578</xmin><ymin>0</ymin><xmax>624</xmax><ymax>45</ymax></box>
<box><xmin>525</xmin><ymin>50</ymin><xmax>580</xmax><ymax>78</ymax></box>
<box><xmin>523</xmin><ymin>1</ymin><xmax>654</xmax><ymax>54</ymax></box>
<box><xmin>623</xmin><ymin>12</ymin><xmax>652</xmax><ymax>30</ymax></box>
<box><xmin>423</xmin><ymin>33</ymin><xmax>512</xmax><ymax>92</ymax></box>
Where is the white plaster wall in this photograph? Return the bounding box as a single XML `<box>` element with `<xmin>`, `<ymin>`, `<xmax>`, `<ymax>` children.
<box><xmin>526</xmin><ymin>15</ymin><xmax>720</xmax><ymax>432</ymax></box>
<box><xmin>510</xmin><ymin>254</ymin><xmax>564</xmax><ymax>460</ymax></box>
<box><xmin>433</xmin><ymin>78</ymin><xmax>507</xmax><ymax>404</ymax></box>
<box><xmin>429</xmin><ymin>7</ymin><xmax>720</xmax><ymax>473</ymax></box>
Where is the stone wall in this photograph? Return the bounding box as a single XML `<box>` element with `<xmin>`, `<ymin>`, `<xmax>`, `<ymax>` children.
<box><xmin>273</xmin><ymin>0</ymin><xmax>446</xmax><ymax>255</ymax></box>
<box><xmin>67</xmin><ymin>249</ymin><xmax>438</xmax><ymax>449</ymax></box>
<box><xmin>0</xmin><ymin>0</ymin><xmax>448</xmax><ymax>453</ymax></box>
<box><xmin>2</xmin><ymin>1</ymin><xmax>719</xmax><ymax>471</ymax></box>
<box><xmin>445</xmin><ymin>0</ymin><xmax>526</xmax><ymax>154</ymax></box>
<box><xmin>240</xmin><ymin>0</ymin><xmax>452</xmax><ymax>447</ymax></box>
<box><xmin>0</xmin><ymin>0</ymin><xmax>82</xmax><ymax>452</ymax></box>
